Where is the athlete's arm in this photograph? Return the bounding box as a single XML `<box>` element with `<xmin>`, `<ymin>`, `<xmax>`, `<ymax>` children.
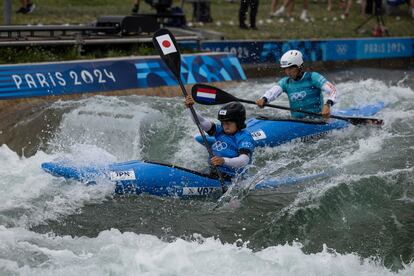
<box><xmin>222</xmin><ymin>154</ymin><xmax>250</xmax><ymax>168</ymax></box>
<box><xmin>185</xmin><ymin>95</ymin><xmax>214</xmax><ymax>132</ymax></box>
<box><xmin>192</xmin><ymin>110</ymin><xmax>213</xmax><ymax>132</ymax></box>
<box><xmin>321</xmin><ymin>81</ymin><xmax>337</xmax><ymax>118</ymax></box>
<box><xmin>259</xmin><ymin>85</ymin><xmax>283</xmax><ymax>105</ymax></box>
<box><xmin>222</xmin><ymin>145</ymin><xmax>253</xmax><ymax>168</ymax></box>
<box><xmin>321</xmin><ymin>82</ymin><xmax>337</xmax><ymax>106</ymax></box>
<box><xmin>312</xmin><ymin>72</ymin><xmax>337</xmax><ymax>106</ymax></box>
<box><xmin>211</xmin><ymin>147</ymin><xmax>251</xmax><ymax>167</ymax></box>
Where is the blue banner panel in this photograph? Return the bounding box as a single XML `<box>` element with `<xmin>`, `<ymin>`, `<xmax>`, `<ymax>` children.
<box><xmin>0</xmin><ymin>53</ymin><xmax>246</xmax><ymax>100</ymax></box>
<box><xmin>325</xmin><ymin>40</ymin><xmax>357</xmax><ymax>61</ymax></box>
<box><xmin>202</xmin><ymin>40</ymin><xmax>327</xmax><ymax>64</ymax></box>
<box><xmin>201</xmin><ymin>37</ymin><xmax>414</xmax><ymax>64</ymax></box>
<box><xmin>135</xmin><ymin>54</ymin><xmax>246</xmax><ymax>88</ymax></box>
<box><xmin>0</xmin><ymin>61</ymin><xmax>136</xmax><ymax>99</ymax></box>
<box><xmin>356</xmin><ymin>38</ymin><xmax>414</xmax><ymax>59</ymax></box>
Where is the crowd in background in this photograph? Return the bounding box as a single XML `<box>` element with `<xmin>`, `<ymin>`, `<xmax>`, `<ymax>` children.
<box><xmin>249</xmin><ymin>0</ymin><xmax>414</xmax><ymax>31</ymax></box>
<box><xmin>254</xmin><ymin>0</ymin><xmax>413</xmax><ymax>36</ymax></box>
<box><xmin>16</xmin><ymin>0</ymin><xmax>35</xmax><ymax>14</ymax></box>
<box><xmin>14</xmin><ymin>0</ymin><xmax>414</xmax><ymax>37</ymax></box>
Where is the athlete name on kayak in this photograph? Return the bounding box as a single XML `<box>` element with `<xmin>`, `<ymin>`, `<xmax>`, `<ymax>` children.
<box><xmin>299</xmin><ymin>131</ymin><xmax>329</xmax><ymax>143</ymax></box>
<box><xmin>182</xmin><ymin>187</ymin><xmax>219</xmax><ymax>196</ymax></box>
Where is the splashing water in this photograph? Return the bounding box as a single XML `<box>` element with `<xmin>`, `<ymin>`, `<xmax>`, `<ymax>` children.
<box><xmin>0</xmin><ymin>68</ymin><xmax>413</xmax><ymax>274</ymax></box>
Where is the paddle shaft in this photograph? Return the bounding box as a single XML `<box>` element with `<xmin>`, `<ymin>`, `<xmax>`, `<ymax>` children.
<box><xmin>237</xmin><ymin>98</ymin><xmax>339</xmax><ymax>120</ymax></box>
<box><xmin>228</xmin><ymin>95</ymin><xmax>381</xmax><ymax>125</ymax></box>
<box><xmin>179</xmin><ymin>81</ymin><xmax>219</xmax><ymax>162</ymax></box>
<box><xmin>180</xmin><ymin>83</ymin><xmax>228</xmax><ymax>193</ymax></box>
<box><xmin>192</xmin><ymin>84</ymin><xmax>383</xmax><ymax>126</ymax></box>
<box><xmin>152</xmin><ymin>29</ymin><xmax>227</xmax><ymax>193</ymax></box>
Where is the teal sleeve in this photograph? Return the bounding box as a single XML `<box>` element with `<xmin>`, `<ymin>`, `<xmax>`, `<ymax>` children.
<box><xmin>278</xmin><ymin>77</ymin><xmax>288</xmax><ymax>91</ymax></box>
<box><xmin>311</xmin><ymin>72</ymin><xmax>328</xmax><ymax>88</ymax></box>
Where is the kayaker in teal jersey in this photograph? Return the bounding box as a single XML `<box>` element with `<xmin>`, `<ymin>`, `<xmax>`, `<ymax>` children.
<box><xmin>256</xmin><ymin>50</ymin><xmax>337</xmax><ymax>119</ymax></box>
<box><xmin>185</xmin><ymin>95</ymin><xmax>255</xmax><ymax>179</ymax></box>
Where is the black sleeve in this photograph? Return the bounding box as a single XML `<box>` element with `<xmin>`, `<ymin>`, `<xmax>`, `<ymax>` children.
<box><xmin>238</xmin><ymin>148</ymin><xmax>252</xmax><ymax>156</ymax></box>
<box><xmin>207</xmin><ymin>124</ymin><xmax>216</xmax><ymax>136</ymax></box>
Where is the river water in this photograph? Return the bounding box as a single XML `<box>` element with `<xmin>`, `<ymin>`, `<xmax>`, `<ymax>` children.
<box><xmin>0</xmin><ymin>68</ymin><xmax>413</xmax><ymax>275</ymax></box>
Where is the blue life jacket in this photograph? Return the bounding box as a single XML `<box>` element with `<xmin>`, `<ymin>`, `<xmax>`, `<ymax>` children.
<box><xmin>279</xmin><ymin>72</ymin><xmax>327</xmax><ymax>119</ymax></box>
<box><xmin>211</xmin><ymin>123</ymin><xmax>255</xmax><ymax>177</ymax></box>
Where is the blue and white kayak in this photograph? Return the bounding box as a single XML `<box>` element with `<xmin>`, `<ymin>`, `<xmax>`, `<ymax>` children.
<box><xmin>41</xmin><ymin>160</ymin><xmax>327</xmax><ymax>198</ymax></box>
<box><xmin>195</xmin><ymin>102</ymin><xmax>385</xmax><ymax>148</ymax></box>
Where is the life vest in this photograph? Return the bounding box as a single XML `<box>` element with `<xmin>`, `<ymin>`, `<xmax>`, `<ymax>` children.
<box><xmin>211</xmin><ymin>124</ymin><xmax>255</xmax><ymax>177</ymax></box>
<box><xmin>279</xmin><ymin>72</ymin><xmax>325</xmax><ymax>119</ymax></box>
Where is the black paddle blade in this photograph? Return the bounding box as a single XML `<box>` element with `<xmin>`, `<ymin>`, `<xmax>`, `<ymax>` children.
<box><xmin>347</xmin><ymin>117</ymin><xmax>384</xmax><ymax>126</ymax></box>
<box><xmin>191</xmin><ymin>84</ymin><xmax>238</xmax><ymax>105</ymax></box>
<box><xmin>152</xmin><ymin>29</ymin><xmax>181</xmax><ymax>80</ymax></box>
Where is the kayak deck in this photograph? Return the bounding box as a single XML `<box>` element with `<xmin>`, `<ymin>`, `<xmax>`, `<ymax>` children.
<box><xmin>195</xmin><ymin>102</ymin><xmax>385</xmax><ymax>147</ymax></box>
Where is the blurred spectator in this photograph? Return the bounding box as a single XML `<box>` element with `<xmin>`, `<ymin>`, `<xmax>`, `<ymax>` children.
<box><xmin>239</xmin><ymin>0</ymin><xmax>259</xmax><ymax>29</ymax></box>
<box><xmin>364</xmin><ymin>0</ymin><xmax>387</xmax><ymax>36</ymax></box>
<box><xmin>270</xmin><ymin>0</ymin><xmax>279</xmax><ymax>16</ymax></box>
<box><xmin>327</xmin><ymin>0</ymin><xmax>352</xmax><ymax>18</ymax></box>
<box><xmin>132</xmin><ymin>0</ymin><xmax>140</xmax><ymax>13</ymax></box>
<box><xmin>387</xmin><ymin>0</ymin><xmax>414</xmax><ymax>17</ymax></box>
<box><xmin>192</xmin><ymin>0</ymin><xmax>213</xmax><ymax>22</ymax></box>
<box><xmin>270</xmin><ymin>0</ymin><xmax>309</xmax><ymax>21</ymax></box>
<box><xmin>411</xmin><ymin>0</ymin><xmax>414</xmax><ymax>17</ymax></box>
<box><xmin>16</xmin><ymin>0</ymin><xmax>35</xmax><ymax>14</ymax></box>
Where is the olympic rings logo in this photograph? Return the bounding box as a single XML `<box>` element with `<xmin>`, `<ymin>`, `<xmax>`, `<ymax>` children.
<box><xmin>290</xmin><ymin>91</ymin><xmax>307</xmax><ymax>101</ymax></box>
<box><xmin>336</xmin><ymin>44</ymin><xmax>348</xmax><ymax>55</ymax></box>
<box><xmin>212</xmin><ymin>141</ymin><xmax>228</xmax><ymax>151</ymax></box>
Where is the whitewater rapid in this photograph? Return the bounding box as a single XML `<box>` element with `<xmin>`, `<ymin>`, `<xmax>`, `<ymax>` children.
<box><xmin>0</xmin><ymin>68</ymin><xmax>413</xmax><ymax>275</ymax></box>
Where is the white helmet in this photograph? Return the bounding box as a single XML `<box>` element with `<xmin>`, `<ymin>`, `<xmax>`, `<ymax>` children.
<box><xmin>280</xmin><ymin>50</ymin><xmax>303</xmax><ymax>68</ymax></box>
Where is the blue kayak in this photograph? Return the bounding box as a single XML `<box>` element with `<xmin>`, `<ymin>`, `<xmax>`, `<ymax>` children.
<box><xmin>41</xmin><ymin>160</ymin><xmax>327</xmax><ymax>198</ymax></box>
<box><xmin>195</xmin><ymin>102</ymin><xmax>385</xmax><ymax>148</ymax></box>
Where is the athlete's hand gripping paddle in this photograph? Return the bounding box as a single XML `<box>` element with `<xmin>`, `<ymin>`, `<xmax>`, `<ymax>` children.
<box><xmin>152</xmin><ymin>29</ymin><xmax>227</xmax><ymax>193</ymax></box>
<box><xmin>191</xmin><ymin>84</ymin><xmax>384</xmax><ymax>126</ymax></box>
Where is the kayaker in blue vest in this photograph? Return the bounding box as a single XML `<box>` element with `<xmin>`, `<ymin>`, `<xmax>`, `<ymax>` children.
<box><xmin>256</xmin><ymin>50</ymin><xmax>337</xmax><ymax>119</ymax></box>
<box><xmin>185</xmin><ymin>95</ymin><xmax>255</xmax><ymax>179</ymax></box>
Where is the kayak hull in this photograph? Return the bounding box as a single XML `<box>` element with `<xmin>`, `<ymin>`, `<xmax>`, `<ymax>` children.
<box><xmin>41</xmin><ymin>160</ymin><xmax>326</xmax><ymax>197</ymax></box>
<box><xmin>41</xmin><ymin>103</ymin><xmax>382</xmax><ymax>197</ymax></box>
<box><xmin>195</xmin><ymin>102</ymin><xmax>385</xmax><ymax>147</ymax></box>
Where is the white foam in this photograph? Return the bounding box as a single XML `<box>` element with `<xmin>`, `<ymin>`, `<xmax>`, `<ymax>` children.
<box><xmin>0</xmin><ymin>145</ymin><xmax>50</xmax><ymax>211</ymax></box>
<box><xmin>0</xmin><ymin>226</ymin><xmax>412</xmax><ymax>276</ymax></box>
<box><xmin>1</xmin><ymin>75</ymin><xmax>413</xmax><ymax>275</ymax></box>
<box><xmin>0</xmin><ymin>145</ymin><xmax>113</xmax><ymax>228</ymax></box>
<box><xmin>340</xmin><ymin>134</ymin><xmax>387</xmax><ymax>166</ymax></box>
<box><xmin>48</xmin><ymin>96</ymin><xmax>163</xmax><ymax>160</ymax></box>
<box><xmin>52</xmin><ymin>143</ymin><xmax>117</xmax><ymax>167</ymax></box>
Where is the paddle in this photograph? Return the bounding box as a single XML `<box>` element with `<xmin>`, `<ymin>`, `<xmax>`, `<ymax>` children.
<box><xmin>191</xmin><ymin>84</ymin><xmax>384</xmax><ymax>126</ymax></box>
<box><xmin>152</xmin><ymin>29</ymin><xmax>227</xmax><ymax>193</ymax></box>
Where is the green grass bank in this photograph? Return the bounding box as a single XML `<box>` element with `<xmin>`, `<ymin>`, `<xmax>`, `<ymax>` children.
<box><xmin>0</xmin><ymin>0</ymin><xmax>413</xmax><ymax>63</ymax></box>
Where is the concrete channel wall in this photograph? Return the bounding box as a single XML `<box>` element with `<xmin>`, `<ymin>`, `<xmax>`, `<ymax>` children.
<box><xmin>0</xmin><ymin>36</ymin><xmax>412</xmax><ymax>107</ymax></box>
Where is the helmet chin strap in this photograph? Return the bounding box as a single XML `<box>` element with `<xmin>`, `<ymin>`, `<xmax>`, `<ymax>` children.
<box><xmin>293</xmin><ymin>68</ymin><xmax>304</xmax><ymax>81</ymax></box>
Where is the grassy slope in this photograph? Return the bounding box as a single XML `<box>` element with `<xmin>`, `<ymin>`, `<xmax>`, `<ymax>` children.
<box><xmin>1</xmin><ymin>0</ymin><xmax>413</xmax><ymax>39</ymax></box>
<box><xmin>0</xmin><ymin>0</ymin><xmax>412</xmax><ymax>62</ymax></box>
